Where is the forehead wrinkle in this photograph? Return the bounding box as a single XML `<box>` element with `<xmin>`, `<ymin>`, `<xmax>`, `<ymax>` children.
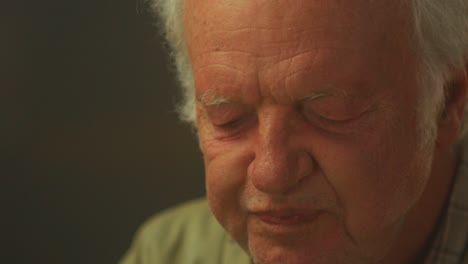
<box><xmin>194</xmin><ymin>63</ymin><xmax>245</xmax><ymax>76</ymax></box>
<box><xmin>199</xmin><ymin>27</ymin><xmax>341</xmax><ymax>60</ymax></box>
<box><xmin>192</xmin><ymin>49</ymin><xmax>260</xmax><ymax>65</ymax></box>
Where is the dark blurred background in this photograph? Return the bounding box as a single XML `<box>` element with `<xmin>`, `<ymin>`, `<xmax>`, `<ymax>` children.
<box><xmin>2</xmin><ymin>1</ymin><xmax>205</xmax><ymax>263</ymax></box>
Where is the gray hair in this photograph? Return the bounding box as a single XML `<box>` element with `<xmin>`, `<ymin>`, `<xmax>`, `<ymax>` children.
<box><xmin>412</xmin><ymin>0</ymin><xmax>468</xmax><ymax>138</ymax></box>
<box><xmin>153</xmin><ymin>0</ymin><xmax>468</xmax><ymax>131</ymax></box>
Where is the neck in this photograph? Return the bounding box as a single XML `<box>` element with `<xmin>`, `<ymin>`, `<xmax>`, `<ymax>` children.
<box><xmin>383</xmin><ymin>146</ymin><xmax>458</xmax><ymax>264</ymax></box>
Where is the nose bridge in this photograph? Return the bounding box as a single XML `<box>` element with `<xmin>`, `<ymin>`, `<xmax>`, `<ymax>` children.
<box><xmin>259</xmin><ymin>107</ymin><xmax>289</xmax><ymax>156</ymax></box>
<box><xmin>256</xmin><ymin>104</ymin><xmax>292</xmax><ymax>162</ymax></box>
<box><xmin>250</xmin><ymin>106</ymin><xmax>309</xmax><ymax>194</ymax></box>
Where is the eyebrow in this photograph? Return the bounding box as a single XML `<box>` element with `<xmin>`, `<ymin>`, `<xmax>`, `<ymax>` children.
<box><xmin>197</xmin><ymin>91</ymin><xmax>235</xmax><ymax>106</ymax></box>
<box><xmin>196</xmin><ymin>88</ymin><xmax>350</xmax><ymax>106</ymax></box>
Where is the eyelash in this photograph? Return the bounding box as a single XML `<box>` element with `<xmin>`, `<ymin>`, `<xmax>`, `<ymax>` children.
<box><xmin>217</xmin><ymin>118</ymin><xmax>244</xmax><ymax>129</ymax></box>
<box><xmin>210</xmin><ymin>116</ymin><xmax>248</xmax><ymax>138</ymax></box>
<box><xmin>313</xmin><ymin>113</ymin><xmax>356</xmax><ymax>126</ymax></box>
<box><xmin>214</xmin><ymin>111</ymin><xmax>263</xmax><ymax>139</ymax></box>
<box><xmin>300</xmin><ymin>106</ymin><xmax>360</xmax><ymax>131</ymax></box>
<box><xmin>215</xmin><ymin>113</ymin><xmax>353</xmax><ymax>130</ymax></box>
<box><xmin>209</xmin><ymin>106</ymin><xmax>369</xmax><ymax>139</ymax></box>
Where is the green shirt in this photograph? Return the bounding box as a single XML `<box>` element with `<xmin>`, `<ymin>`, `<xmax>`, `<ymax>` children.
<box><xmin>120</xmin><ymin>198</ymin><xmax>252</xmax><ymax>264</ymax></box>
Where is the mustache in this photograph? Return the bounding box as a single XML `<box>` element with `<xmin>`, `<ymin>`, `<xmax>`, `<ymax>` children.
<box><xmin>241</xmin><ymin>191</ymin><xmax>340</xmax><ymax>212</ymax></box>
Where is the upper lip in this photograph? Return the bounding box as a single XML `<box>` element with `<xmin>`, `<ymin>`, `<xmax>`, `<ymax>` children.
<box><xmin>249</xmin><ymin>208</ymin><xmax>322</xmax><ymax>217</ymax></box>
<box><xmin>251</xmin><ymin>209</ymin><xmax>317</xmax><ymax>217</ymax></box>
<box><xmin>250</xmin><ymin>208</ymin><xmax>323</xmax><ymax>226</ymax></box>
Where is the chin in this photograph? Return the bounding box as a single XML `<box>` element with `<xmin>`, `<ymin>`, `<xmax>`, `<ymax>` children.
<box><xmin>246</xmin><ymin>232</ymin><xmax>351</xmax><ymax>264</ymax></box>
<box><xmin>250</xmin><ymin>245</ymin><xmax>315</xmax><ymax>264</ymax></box>
<box><xmin>250</xmin><ymin>248</ymin><xmax>377</xmax><ymax>264</ymax></box>
<box><xmin>245</xmin><ymin>230</ymin><xmax>384</xmax><ymax>264</ymax></box>
<box><xmin>248</xmin><ymin>244</ymin><xmax>354</xmax><ymax>264</ymax></box>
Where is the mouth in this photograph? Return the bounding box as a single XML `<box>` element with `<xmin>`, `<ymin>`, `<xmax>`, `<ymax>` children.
<box><xmin>252</xmin><ymin>210</ymin><xmax>322</xmax><ymax>226</ymax></box>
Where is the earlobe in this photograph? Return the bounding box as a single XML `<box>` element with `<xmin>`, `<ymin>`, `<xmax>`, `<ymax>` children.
<box><xmin>436</xmin><ymin>65</ymin><xmax>468</xmax><ymax>148</ymax></box>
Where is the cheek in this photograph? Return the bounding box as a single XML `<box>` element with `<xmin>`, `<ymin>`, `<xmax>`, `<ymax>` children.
<box><xmin>202</xmin><ymin>137</ymin><xmax>254</xmax><ymax>244</ymax></box>
<box><xmin>313</xmin><ymin>116</ymin><xmax>434</xmax><ymax>254</ymax></box>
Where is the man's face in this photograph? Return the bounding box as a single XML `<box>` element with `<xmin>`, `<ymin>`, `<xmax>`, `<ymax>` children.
<box><xmin>185</xmin><ymin>0</ymin><xmax>437</xmax><ymax>263</ymax></box>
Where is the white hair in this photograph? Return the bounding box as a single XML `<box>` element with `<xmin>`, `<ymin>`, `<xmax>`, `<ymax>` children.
<box><xmin>152</xmin><ymin>0</ymin><xmax>194</xmax><ymax>123</ymax></box>
<box><xmin>411</xmin><ymin>0</ymin><xmax>468</xmax><ymax>139</ymax></box>
<box><xmin>152</xmin><ymin>0</ymin><xmax>468</xmax><ymax>133</ymax></box>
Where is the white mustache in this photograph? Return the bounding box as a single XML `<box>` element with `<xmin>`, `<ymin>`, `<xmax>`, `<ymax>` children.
<box><xmin>241</xmin><ymin>191</ymin><xmax>339</xmax><ymax>213</ymax></box>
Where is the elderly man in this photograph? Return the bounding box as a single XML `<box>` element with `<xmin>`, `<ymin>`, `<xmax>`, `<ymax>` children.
<box><xmin>122</xmin><ymin>0</ymin><xmax>468</xmax><ymax>263</ymax></box>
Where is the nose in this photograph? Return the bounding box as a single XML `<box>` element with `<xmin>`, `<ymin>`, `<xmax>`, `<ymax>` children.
<box><xmin>248</xmin><ymin>109</ymin><xmax>314</xmax><ymax>195</ymax></box>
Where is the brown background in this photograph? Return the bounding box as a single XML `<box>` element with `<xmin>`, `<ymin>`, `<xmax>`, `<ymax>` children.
<box><xmin>2</xmin><ymin>0</ymin><xmax>205</xmax><ymax>263</ymax></box>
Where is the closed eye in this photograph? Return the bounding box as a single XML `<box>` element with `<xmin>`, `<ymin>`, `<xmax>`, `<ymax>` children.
<box><xmin>201</xmin><ymin>102</ymin><xmax>256</xmax><ymax>139</ymax></box>
<box><xmin>215</xmin><ymin>117</ymin><xmax>245</xmax><ymax>129</ymax></box>
<box><xmin>313</xmin><ymin>112</ymin><xmax>362</xmax><ymax>125</ymax></box>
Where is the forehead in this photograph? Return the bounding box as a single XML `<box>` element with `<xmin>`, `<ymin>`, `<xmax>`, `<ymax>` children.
<box><xmin>184</xmin><ymin>0</ymin><xmax>416</xmax><ymax>103</ymax></box>
<box><xmin>184</xmin><ymin>0</ymin><xmax>412</xmax><ymax>51</ymax></box>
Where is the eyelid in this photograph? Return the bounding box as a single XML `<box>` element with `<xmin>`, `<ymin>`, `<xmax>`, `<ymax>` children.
<box><xmin>298</xmin><ymin>92</ymin><xmax>331</xmax><ymax>102</ymax></box>
<box><xmin>307</xmin><ymin>106</ymin><xmax>378</xmax><ymax>136</ymax></box>
<box><xmin>209</xmin><ymin>109</ymin><xmax>257</xmax><ymax>140</ymax></box>
<box><xmin>300</xmin><ymin>96</ymin><xmax>373</xmax><ymax>125</ymax></box>
<box><xmin>313</xmin><ymin>111</ymin><xmax>361</xmax><ymax>124</ymax></box>
<box><xmin>203</xmin><ymin>102</ymin><xmax>250</xmax><ymax>125</ymax></box>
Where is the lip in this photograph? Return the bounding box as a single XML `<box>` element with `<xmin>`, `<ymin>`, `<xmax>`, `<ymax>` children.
<box><xmin>252</xmin><ymin>210</ymin><xmax>322</xmax><ymax>226</ymax></box>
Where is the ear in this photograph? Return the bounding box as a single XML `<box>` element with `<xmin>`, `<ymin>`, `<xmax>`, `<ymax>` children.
<box><xmin>436</xmin><ymin>64</ymin><xmax>468</xmax><ymax>149</ymax></box>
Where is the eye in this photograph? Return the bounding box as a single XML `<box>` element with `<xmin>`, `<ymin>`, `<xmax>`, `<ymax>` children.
<box><xmin>216</xmin><ymin>117</ymin><xmax>244</xmax><ymax>128</ymax></box>
<box><xmin>303</xmin><ymin>103</ymin><xmax>355</xmax><ymax>123</ymax></box>
<box><xmin>203</xmin><ymin>103</ymin><xmax>254</xmax><ymax>138</ymax></box>
<box><xmin>310</xmin><ymin>112</ymin><xmax>358</xmax><ymax>126</ymax></box>
<box><xmin>300</xmin><ymin>98</ymin><xmax>368</xmax><ymax>129</ymax></box>
<box><xmin>205</xmin><ymin>104</ymin><xmax>244</xmax><ymax>126</ymax></box>
<box><xmin>212</xmin><ymin>115</ymin><xmax>257</xmax><ymax>139</ymax></box>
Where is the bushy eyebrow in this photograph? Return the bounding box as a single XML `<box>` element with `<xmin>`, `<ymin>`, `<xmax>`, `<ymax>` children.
<box><xmin>197</xmin><ymin>91</ymin><xmax>236</xmax><ymax>106</ymax></box>
<box><xmin>197</xmin><ymin>88</ymin><xmax>350</xmax><ymax>107</ymax></box>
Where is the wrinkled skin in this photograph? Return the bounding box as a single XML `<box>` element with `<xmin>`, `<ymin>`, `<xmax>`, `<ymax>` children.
<box><xmin>184</xmin><ymin>0</ymin><xmax>467</xmax><ymax>263</ymax></box>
